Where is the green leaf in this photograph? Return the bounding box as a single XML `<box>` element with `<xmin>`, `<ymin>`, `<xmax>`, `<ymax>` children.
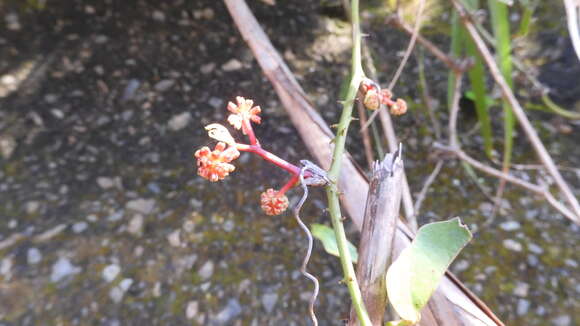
<box><xmin>311</xmin><ymin>224</ymin><xmax>358</xmax><ymax>263</ymax></box>
<box><xmin>386</xmin><ymin>218</ymin><xmax>472</xmax><ymax>324</ymax></box>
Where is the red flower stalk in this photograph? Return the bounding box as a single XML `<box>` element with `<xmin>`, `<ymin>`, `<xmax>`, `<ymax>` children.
<box><xmin>194</xmin><ymin>142</ymin><xmax>240</xmax><ymax>182</ymax></box>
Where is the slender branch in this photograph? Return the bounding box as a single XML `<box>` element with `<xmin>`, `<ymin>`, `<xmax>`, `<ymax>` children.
<box><xmin>414</xmin><ymin>161</ymin><xmax>444</xmax><ymax>217</ymax></box>
<box><xmin>386</xmin><ymin>15</ymin><xmax>467</xmax><ymax>73</ymax></box>
<box><xmin>453</xmin><ymin>0</ymin><xmax>580</xmax><ymax>221</ymax></box>
<box><xmin>325</xmin><ymin>0</ymin><xmax>371</xmax><ymax>324</ymax></box>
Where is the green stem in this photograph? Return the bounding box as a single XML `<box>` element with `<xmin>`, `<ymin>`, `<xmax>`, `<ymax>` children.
<box><xmin>325</xmin><ymin>0</ymin><xmax>371</xmax><ymax>325</ymax></box>
<box><xmin>488</xmin><ymin>0</ymin><xmax>514</xmax><ymax>173</ymax></box>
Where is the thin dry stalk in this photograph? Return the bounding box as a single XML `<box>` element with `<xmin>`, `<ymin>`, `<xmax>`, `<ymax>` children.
<box><xmin>387</xmin><ymin>15</ymin><xmax>467</xmax><ymax>73</ymax></box>
<box><xmin>453</xmin><ymin>0</ymin><xmax>580</xmax><ymax>222</ymax></box>
<box><xmin>414</xmin><ymin>160</ymin><xmax>444</xmax><ymax>217</ymax></box>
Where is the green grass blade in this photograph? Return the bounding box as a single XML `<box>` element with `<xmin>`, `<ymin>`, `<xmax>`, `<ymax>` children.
<box><xmin>488</xmin><ymin>0</ymin><xmax>514</xmax><ymax>170</ymax></box>
<box><xmin>463</xmin><ymin>0</ymin><xmax>493</xmax><ymax>158</ymax></box>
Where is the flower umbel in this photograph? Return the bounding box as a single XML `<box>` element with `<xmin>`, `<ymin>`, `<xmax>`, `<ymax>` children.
<box><xmin>195</xmin><ymin>142</ymin><xmax>240</xmax><ymax>182</ymax></box>
<box><xmin>260</xmin><ymin>188</ymin><xmax>289</xmax><ymax>216</ymax></box>
<box><xmin>227</xmin><ymin>96</ymin><xmax>262</xmax><ymax>131</ymax></box>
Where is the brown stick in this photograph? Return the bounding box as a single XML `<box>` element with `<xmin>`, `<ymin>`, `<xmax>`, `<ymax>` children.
<box><xmin>453</xmin><ymin>0</ymin><xmax>580</xmax><ymax>222</ymax></box>
<box><xmin>387</xmin><ymin>15</ymin><xmax>467</xmax><ymax>73</ymax></box>
<box><xmin>348</xmin><ymin>148</ymin><xmax>403</xmax><ymax>325</ymax></box>
<box><xmin>356</xmin><ymin>99</ymin><xmax>375</xmax><ymax>170</ymax></box>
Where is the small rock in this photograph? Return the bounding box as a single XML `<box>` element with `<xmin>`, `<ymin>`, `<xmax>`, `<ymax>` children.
<box><xmin>527</xmin><ymin>243</ymin><xmax>544</xmax><ymax>255</ymax></box>
<box><xmin>208</xmin><ymin>97</ymin><xmax>224</xmax><ymax>109</ymax></box>
<box><xmin>126</xmin><ymin>198</ymin><xmax>155</xmax><ymax>214</ymax></box>
<box><xmin>168</xmin><ymin>112</ymin><xmax>192</xmax><ymax>131</ymax></box>
<box><xmin>503</xmin><ymin>239</ymin><xmax>522</xmax><ymax>252</ymax></box>
<box><xmin>27</xmin><ymin>248</ymin><xmax>42</xmax><ymax>265</ymax></box>
<box><xmin>223</xmin><ymin>220</ymin><xmax>234</xmax><ymax>232</ymax></box>
<box><xmin>121</xmin><ymin>79</ymin><xmax>140</xmax><ymax>102</ymax></box>
<box><xmin>193</xmin><ymin>8</ymin><xmax>215</xmax><ymax>20</ymax></box>
<box><xmin>513</xmin><ymin>282</ymin><xmax>529</xmax><ymax>297</ymax></box>
<box><xmin>154</xmin><ymin>79</ymin><xmax>175</xmax><ymax>92</ymax></box>
<box><xmin>186</xmin><ymin>301</ymin><xmax>198</xmax><ymax>320</ymax></box>
<box><xmin>200</xmin><ymin>63</ymin><xmax>216</xmax><ymax>74</ymax></box>
<box><xmin>198</xmin><ymin>261</ymin><xmax>214</xmax><ymax>280</ymax></box>
<box><xmin>25</xmin><ymin>201</ymin><xmax>40</xmax><ymax>214</ymax></box>
<box><xmin>213</xmin><ymin>299</ymin><xmax>242</xmax><ymax>325</ymax></box>
<box><xmin>190</xmin><ymin>198</ymin><xmax>203</xmax><ymax>210</ymax></box>
<box><xmin>453</xmin><ymin>260</ymin><xmax>469</xmax><ymax>272</ymax></box>
<box><xmin>127</xmin><ymin>214</ymin><xmax>144</xmax><ymax>236</ymax></box>
<box><xmin>0</xmin><ymin>256</ymin><xmax>13</xmax><ymax>278</ymax></box>
<box><xmin>72</xmin><ymin>221</ymin><xmax>88</xmax><ymax>233</ymax></box>
<box><xmin>107</xmin><ymin>210</ymin><xmax>124</xmax><ymax>222</ymax></box>
<box><xmin>51</xmin><ymin>257</ymin><xmax>81</xmax><ymax>282</ymax></box>
<box><xmin>152</xmin><ymin>10</ymin><xmax>165</xmax><ymax>22</ymax></box>
<box><xmin>5</xmin><ymin>13</ymin><xmax>21</xmax><ymax>31</ymax></box>
<box><xmin>552</xmin><ymin>315</ymin><xmax>571</xmax><ymax>326</ymax></box>
<box><xmin>261</xmin><ymin>292</ymin><xmax>278</xmax><ymax>313</ymax></box>
<box><xmin>221</xmin><ymin>59</ymin><xmax>243</xmax><ymax>72</ymax></box>
<box><xmin>499</xmin><ymin>221</ymin><xmax>521</xmax><ymax>231</ymax></box>
<box><xmin>51</xmin><ymin>109</ymin><xmax>64</xmax><ymax>119</ymax></box>
<box><xmin>109</xmin><ymin>278</ymin><xmax>133</xmax><ymax>303</ymax></box>
<box><xmin>44</xmin><ymin>94</ymin><xmax>59</xmax><ymax>104</ymax></box>
<box><xmin>516</xmin><ymin>299</ymin><xmax>530</xmax><ymax>316</ymax></box>
<box><xmin>94</xmin><ymin>35</ymin><xmax>108</xmax><ymax>44</ymax></box>
<box><xmin>102</xmin><ymin>264</ymin><xmax>121</xmax><ymax>282</ymax></box>
<box><xmin>168</xmin><ymin>229</ymin><xmax>181</xmax><ymax>247</ymax></box>
<box><xmin>0</xmin><ymin>136</ymin><xmax>16</xmax><ymax>159</ymax></box>
<box><xmin>97</xmin><ymin>177</ymin><xmax>115</xmax><ymax>189</ymax></box>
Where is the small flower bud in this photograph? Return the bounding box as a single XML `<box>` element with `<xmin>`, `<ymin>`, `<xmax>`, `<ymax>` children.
<box><xmin>363</xmin><ymin>89</ymin><xmax>381</xmax><ymax>111</ymax></box>
<box><xmin>260</xmin><ymin>188</ymin><xmax>289</xmax><ymax>216</ymax></box>
<box><xmin>389</xmin><ymin>98</ymin><xmax>407</xmax><ymax>116</ymax></box>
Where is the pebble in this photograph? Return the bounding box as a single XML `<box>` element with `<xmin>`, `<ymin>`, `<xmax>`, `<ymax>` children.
<box><xmin>154</xmin><ymin>79</ymin><xmax>175</xmax><ymax>92</ymax></box>
<box><xmin>72</xmin><ymin>221</ymin><xmax>88</xmax><ymax>233</ymax></box>
<box><xmin>152</xmin><ymin>10</ymin><xmax>165</xmax><ymax>22</ymax></box>
<box><xmin>198</xmin><ymin>261</ymin><xmax>214</xmax><ymax>280</ymax></box>
<box><xmin>167</xmin><ymin>229</ymin><xmax>181</xmax><ymax>247</ymax></box>
<box><xmin>51</xmin><ymin>257</ymin><xmax>81</xmax><ymax>282</ymax></box>
<box><xmin>552</xmin><ymin>315</ymin><xmax>571</xmax><ymax>326</ymax></box>
<box><xmin>190</xmin><ymin>198</ymin><xmax>203</xmax><ymax>210</ymax></box>
<box><xmin>126</xmin><ymin>198</ymin><xmax>155</xmax><ymax>214</ymax></box>
<box><xmin>102</xmin><ymin>264</ymin><xmax>121</xmax><ymax>282</ymax></box>
<box><xmin>0</xmin><ymin>256</ymin><xmax>13</xmax><ymax>278</ymax></box>
<box><xmin>213</xmin><ymin>299</ymin><xmax>241</xmax><ymax>325</ymax></box>
<box><xmin>5</xmin><ymin>13</ymin><xmax>21</xmax><ymax>31</ymax></box>
<box><xmin>499</xmin><ymin>221</ymin><xmax>521</xmax><ymax>231</ymax></box>
<box><xmin>200</xmin><ymin>63</ymin><xmax>216</xmax><ymax>74</ymax></box>
<box><xmin>208</xmin><ymin>97</ymin><xmax>224</xmax><ymax>109</ymax></box>
<box><xmin>221</xmin><ymin>59</ymin><xmax>243</xmax><ymax>72</ymax></box>
<box><xmin>193</xmin><ymin>8</ymin><xmax>215</xmax><ymax>20</ymax></box>
<box><xmin>108</xmin><ymin>210</ymin><xmax>124</xmax><ymax>222</ymax></box>
<box><xmin>127</xmin><ymin>214</ymin><xmax>144</xmax><ymax>236</ymax></box>
<box><xmin>453</xmin><ymin>259</ymin><xmax>469</xmax><ymax>272</ymax></box>
<box><xmin>97</xmin><ymin>177</ymin><xmax>115</xmax><ymax>189</ymax></box>
<box><xmin>109</xmin><ymin>278</ymin><xmax>133</xmax><ymax>303</ymax></box>
<box><xmin>25</xmin><ymin>201</ymin><xmax>40</xmax><ymax>214</ymax></box>
<box><xmin>261</xmin><ymin>292</ymin><xmax>278</xmax><ymax>313</ymax></box>
<box><xmin>168</xmin><ymin>112</ymin><xmax>192</xmax><ymax>131</ymax></box>
<box><xmin>0</xmin><ymin>136</ymin><xmax>16</xmax><ymax>159</ymax></box>
<box><xmin>503</xmin><ymin>239</ymin><xmax>523</xmax><ymax>252</ymax></box>
<box><xmin>513</xmin><ymin>282</ymin><xmax>529</xmax><ymax>297</ymax></box>
<box><xmin>27</xmin><ymin>248</ymin><xmax>42</xmax><ymax>264</ymax></box>
<box><xmin>516</xmin><ymin>299</ymin><xmax>530</xmax><ymax>316</ymax></box>
<box><xmin>223</xmin><ymin>220</ymin><xmax>234</xmax><ymax>232</ymax></box>
<box><xmin>186</xmin><ymin>301</ymin><xmax>198</xmax><ymax>320</ymax></box>
<box><xmin>527</xmin><ymin>243</ymin><xmax>544</xmax><ymax>255</ymax></box>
